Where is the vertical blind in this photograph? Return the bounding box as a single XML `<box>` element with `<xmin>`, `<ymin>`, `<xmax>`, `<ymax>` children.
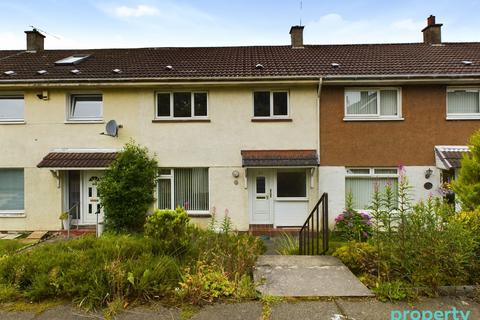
<box><xmin>0</xmin><ymin>169</ymin><xmax>24</xmax><ymax>211</ymax></box>
<box><xmin>157</xmin><ymin>178</ymin><xmax>171</xmax><ymax>210</ymax></box>
<box><xmin>158</xmin><ymin>168</ymin><xmax>209</xmax><ymax>211</ymax></box>
<box><xmin>345</xmin><ymin>177</ymin><xmax>398</xmax><ymax>210</ymax></box>
<box><xmin>447</xmin><ymin>91</ymin><xmax>480</xmax><ymax>114</ymax></box>
<box><xmin>380</xmin><ymin>90</ymin><xmax>398</xmax><ymax>115</ymax></box>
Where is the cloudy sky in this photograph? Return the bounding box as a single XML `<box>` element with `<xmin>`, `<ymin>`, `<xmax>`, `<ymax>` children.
<box><xmin>1</xmin><ymin>0</ymin><xmax>479</xmax><ymax>49</ymax></box>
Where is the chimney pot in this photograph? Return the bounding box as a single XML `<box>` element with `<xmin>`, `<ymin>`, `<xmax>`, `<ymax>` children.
<box><xmin>289</xmin><ymin>25</ymin><xmax>304</xmax><ymax>48</ymax></box>
<box><xmin>24</xmin><ymin>29</ymin><xmax>45</xmax><ymax>52</ymax></box>
<box><xmin>422</xmin><ymin>15</ymin><xmax>442</xmax><ymax>45</ymax></box>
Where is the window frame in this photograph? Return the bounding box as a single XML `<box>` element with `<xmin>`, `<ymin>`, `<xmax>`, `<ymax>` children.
<box><xmin>0</xmin><ymin>168</ymin><xmax>25</xmax><ymax>216</ymax></box>
<box><xmin>67</xmin><ymin>93</ymin><xmax>103</xmax><ymax>122</ymax></box>
<box><xmin>154</xmin><ymin>91</ymin><xmax>209</xmax><ymax>120</ymax></box>
<box><xmin>344</xmin><ymin>87</ymin><xmax>402</xmax><ymax>121</ymax></box>
<box><xmin>157</xmin><ymin>168</ymin><xmax>210</xmax><ymax>215</ymax></box>
<box><xmin>0</xmin><ymin>93</ymin><xmax>25</xmax><ymax>123</ymax></box>
<box><xmin>345</xmin><ymin>167</ymin><xmax>399</xmax><ymax>211</ymax></box>
<box><xmin>446</xmin><ymin>87</ymin><xmax>480</xmax><ymax>120</ymax></box>
<box><xmin>252</xmin><ymin>90</ymin><xmax>290</xmax><ymax>119</ymax></box>
<box><xmin>274</xmin><ymin>169</ymin><xmax>308</xmax><ymax>201</ymax></box>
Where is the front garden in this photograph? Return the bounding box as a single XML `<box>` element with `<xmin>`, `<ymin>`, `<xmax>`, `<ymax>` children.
<box><xmin>330</xmin><ymin>129</ymin><xmax>480</xmax><ymax>301</ymax></box>
<box><xmin>0</xmin><ymin>141</ymin><xmax>264</xmax><ymax>314</ymax></box>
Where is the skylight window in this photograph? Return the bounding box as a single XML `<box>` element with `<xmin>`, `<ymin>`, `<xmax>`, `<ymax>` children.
<box><xmin>37</xmin><ymin>70</ymin><xmax>47</xmax><ymax>75</ymax></box>
<box><xmin>3</xmin><ymin>71</ymin><xmax>15</xmax><ymax>76</ymax></box>
<box><xmin>55</xmin><ymin>54</ymin><xmax>90</xmax><ymax>65</ymax></box>
<box><xmin>462</xmin><ymin>60</ymin><xmax>473</xmax><ymax>66</ymax></box>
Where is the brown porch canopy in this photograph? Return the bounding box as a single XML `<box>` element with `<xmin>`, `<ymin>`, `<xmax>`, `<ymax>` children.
<box><xmin>434</xmin><ymin>146</ymin><xmax>470</xmax><ymax>170</ymax></box>
<box><xmin>241</xmin><ymin>149</ymin><xmax>319</xmax><ymax>167</ymax></box>
<box><xmin>37</xmin><ymin>151</ymin><xmax>118</xmax><ymax>169</ymax></box>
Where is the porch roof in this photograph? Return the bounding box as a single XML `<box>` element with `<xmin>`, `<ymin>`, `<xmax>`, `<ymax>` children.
<box><xmin>37</xmin><ymin>151</ymin><xmax>118</xmax><ymax>169</ymax></box>
<box><xmin>434</xmin><ymin>145</ymin><xmax>470</xmax><ymax>170</ymax></box>
<box><xmin>241</xmin><ymin>149</ymin><xmax>319</xmax><ymax>167</ymax></box>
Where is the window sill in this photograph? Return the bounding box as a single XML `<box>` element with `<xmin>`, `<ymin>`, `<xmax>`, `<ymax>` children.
<box><xmin>446</xmin><ymin>115</ymin><xmax>480</xmax><ymax>120</ymax></box>
<box><xmin>152</xmin><ymin>119</ymin><xmax>211</xmax><ymax>123</ymax></box>
<box><xmin>0</xmin><ymin>120</ymin><xmax>26</xmax><ymax>125</ymax></box>
<box><xmin>251</xmin><ymin>118</ymin><xmax>292</xmax><ymax>122</ymax></box>
<box><xmin>187</xmin><ymin>212</ymin><xmax>212</xmax><ymax>218</ymax></box>
<box><xmin>343</xmin><ymin>117</ymin><xmax>404</xmax><ymax>122</ymax></box>
<box><xmin>65</xmin><ymin>120</ymin><xmax>104</xmax><ymax>124</ymax></box>
<box><xmin>0</xmin><ymin>211</ymin><xmax>26</xmax><ymax>218</ymax></box>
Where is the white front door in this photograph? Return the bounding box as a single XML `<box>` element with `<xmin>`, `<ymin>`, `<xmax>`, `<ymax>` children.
<box><xmin>250</xmin><ymin>170</ymin><xmax>273</xmax><ymax>224</ymax></box>
<box><xmin>81</xmin><ymin>171</ymin><xmax>104</xmax><ymax>225</ymax></box>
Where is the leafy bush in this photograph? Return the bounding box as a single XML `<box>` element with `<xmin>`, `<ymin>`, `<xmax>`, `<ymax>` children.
<box><xmin>144</xmin><ymin>207</ymin><xmax>193</xmax><ymax>254</ymax></box>
<box><xmin>373</xmin><ymin>280</ymin><xmax>414</xmax><ymax>302</ymax></box>
<box><xmin>452</xmin><ymin>129</ymin><xmax>480</xmax><ymax>211</ymax></box>
<box><xmin>98</xmin><ymin>141</ymin><xmax>158</xmax><ymax>232</ymax></box>
<box><xmin>451</xmin><ymin>210</ymin><xmax>480</xmax><ymax>235</ymax></box>
<box><xmin>332</xmin><ymin>241</ymin><xmax>377</xmax><ymax>275</ymax></box>
<box><xmin>275</xmin><ymin>233</ymin><xmax>299</xmax><ymax>255</ymax></box>
<box><xmin>334</xmin><ymin>193</ymin><xmax>372</xmax><ymax>241</ymax></box>
<box><xmin>177</xmin><ymin>261</ymin><xmax>236</xmax><ymax>305</ymax></box>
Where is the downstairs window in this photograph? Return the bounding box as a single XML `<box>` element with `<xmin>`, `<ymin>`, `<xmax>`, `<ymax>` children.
<box><xmin>157</xmin><ymin>168</ymin><xmax>209</xmax><ymax>212</ymax></box>
<box><xmin>345</xmin><ymin>168</ymin><xmax>398</xmax><ymax>210</ymax></box>
<box><xmin>0</xmin><ymin>169</ymin><xmax>24</xmax><ymax>213</ymax></box>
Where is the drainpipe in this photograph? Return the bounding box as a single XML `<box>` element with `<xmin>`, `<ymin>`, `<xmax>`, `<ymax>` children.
<box><xmin>317</xmin><ymin>77</ymin><xmax>323</xmax><ymax>198</ymax></box>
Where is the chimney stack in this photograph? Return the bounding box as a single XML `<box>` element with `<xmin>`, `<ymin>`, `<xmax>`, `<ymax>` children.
<box><xmin>25</xmin><ymin>29</ymin><xmax>45</xmax><ymax>52</ymax></box>
<box><xmin>422</xmin><ymin>15</ymin><xmax>442</xmax><ymax>45</ymax></box>
<box><xmin>290</xmin><ymin>25</ymin><xmax>304</xmax><ymax>48</ymax></box>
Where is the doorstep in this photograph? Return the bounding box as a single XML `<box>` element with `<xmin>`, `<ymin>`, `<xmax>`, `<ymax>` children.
<box><xmin>249</xmin><ymin>224</ymin><xmax>301</xmax><ymax>237</ymax></box>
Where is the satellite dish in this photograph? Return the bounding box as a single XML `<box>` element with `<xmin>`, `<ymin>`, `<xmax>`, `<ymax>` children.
<box><xmin>104</xmin><ymin>120</ymin><xmax>120</xmax><ymax>137</ymax></box>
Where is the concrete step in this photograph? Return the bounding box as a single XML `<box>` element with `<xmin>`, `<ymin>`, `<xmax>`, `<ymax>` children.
<box><xmin>254</xmin><ymin>255</ymin><xmax>374</xmax><ymax>297</ymax></box>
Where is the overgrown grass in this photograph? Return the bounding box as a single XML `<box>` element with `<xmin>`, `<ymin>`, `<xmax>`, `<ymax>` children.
<box><xmin>0</xmin><ymin>229</ymin><xmax>264</xmax><ymax>310</ymax></box>
<box><xmin>0</xmin><ymin>240</ymin><xmax>27</xmax><ymax>256</ymax></box>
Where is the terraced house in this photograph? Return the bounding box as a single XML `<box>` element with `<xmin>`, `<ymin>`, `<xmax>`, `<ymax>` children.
<box><xmin>0</xmin><ymin>16</ymin><xmax>479</xmax><ymax>232</ymax></box>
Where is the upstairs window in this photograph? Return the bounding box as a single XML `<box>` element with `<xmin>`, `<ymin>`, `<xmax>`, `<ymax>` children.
<box><xmin>344</xmin><ymin>88</ymin><xmax>401</xmax><ymax>120</ymax></box>
<box><xmin>0</xmin><ymin>95</ymin><xmax>24</xmax><ymax>122</ymax></box>
<box><xmin>253</xmin><ymin>91</ymin><xmax>289</xmax><ymax>118</ymax></box>
<box><xmin>447</xmin><ymin>88</ymin><xmax>480</xmax><ymax>119</ymax></box>
<box><xmin>69</xmin><ymin>94</ymin><xmax>103</xmax><ymax>121</ymax></box>
<box><xmin>156</xmin><ymin>92</ymin><xmax>208</xmax><ymax>119</ymax></box>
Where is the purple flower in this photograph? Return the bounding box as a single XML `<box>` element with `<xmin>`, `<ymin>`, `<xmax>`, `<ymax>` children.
<box><xmin>362</xmin><ymin>231</ymin><xmax>369</xmax><ymax>238</ymax></box>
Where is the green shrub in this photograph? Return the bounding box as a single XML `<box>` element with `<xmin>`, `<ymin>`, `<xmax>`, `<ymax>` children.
<box><xmin>332</xmin><ymin>241</ymin><xmax>377</xmax><ymax>275</ymax></box>
<box><xmin>334</xmin><ymin>193</ymin><xmax>372</xmax><ymax>241</ymax></box>
<box><xmin>275</xmin><ymin>233</ymin><xmax>299</xmax><ymax>255</ymax></box>
<box><xmin>373</xmin><ymin>280</ymin><xmax>414</xmax><ymax>302</ymax></box>
<box><xmin>187</xmin><ymin>229</ymin><xmax>265</xmax><ymax>277</ymax></box>
<box><xmin>452</xmin><ymin>129</ymin><xmax>480</xmax><ymax>211</ymax></box>
<box><xmin>0</xmin><ymin>235</ymin><xmax>181</xmax><ymax>309</ymax></box>
<box><xmin>98</xmin><ymin>141</ymin><xmax>158</xmax><ymax>232</ymax></box>
<box><xmin>177</xmin><ymin>261</ymin><xmax>236</xmax><ymax>305</ymax></box>
<box><xmin>144</xmin><ymin>207</ymin><xmax>193</xmax><ymax>254</ymax></box>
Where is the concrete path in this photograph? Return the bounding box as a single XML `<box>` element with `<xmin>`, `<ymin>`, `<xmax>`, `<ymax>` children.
<box><xmin>1</xmin><ymin>297</ymin><xmax>479</xmax><ymax>319</ymax></box>
<box><xmin>254</xmin><ymin>255</ymin><xmax>373</xmax><ymax>297</ymax></box>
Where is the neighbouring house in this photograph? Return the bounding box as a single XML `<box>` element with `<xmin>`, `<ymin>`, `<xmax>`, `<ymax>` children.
<box><xmin>0</xmin><ymin>16</ymin><xmax>478</xmax><ymax>232</ymax></box>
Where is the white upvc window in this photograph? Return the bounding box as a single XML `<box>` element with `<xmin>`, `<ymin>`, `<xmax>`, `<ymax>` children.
<box><xmin>344</xmin><ymin>88</ymin><xmax>402</xmax><ymax>121</ymax></box>
<box><xmin>157</xmin><ymin>168</ymin><xmax>209</xmax><ymax>214</ymax></box>
<box><xmin>275</xmin><ymin>169</ymin><xmax>308</xmax><ymax>201</ymax></box>
<box><xmin>253</xmin><ymin>90</ymin><xmax>289</xmax><ymax>118</ymax></box>
<box><xmin>345</xmin><ymin>167</ymin><xmax>399</xmax><ymax>210</ymax></box>
<box><xmin>0</xmin><ymin>168</ymin><xmax>24</xmax><ymax>214</ymax></box>
<box><xmin>0</xmin><ymin>94</ymin><xmax>24</xmax><ymax>122</ymax></box>
<box><xmin>68</xmin><ymin>94</ymin><xmax>103</xmax><ymax>121</ymax></box>
<box><xmin>447</xmin><ymin>87</ymin><xmax>480</xmax><ymax>120</ymax></box>
<box><xmin>155</xmin><ymin>92</ymin><xmax>208</xmax><ymax>119</ymax></box>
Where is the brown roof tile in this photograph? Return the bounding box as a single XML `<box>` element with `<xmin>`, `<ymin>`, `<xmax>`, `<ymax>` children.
<box><xmin>37</xmin><ymin>152</ymin><xmax>117</xmax><ymax>168</ymax></box>
<box><xmin>2</xmin><ymin>43</ymin><xmax>480</xmax><ymax>82</ymax></box>
<box><xmin>241</xmin><ymin>149</ymin><xmax>318</xmax><ymax>167</ymax></box>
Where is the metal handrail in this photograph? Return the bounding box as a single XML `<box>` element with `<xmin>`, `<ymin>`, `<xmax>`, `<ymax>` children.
<box><xmin>65</xmin><ymin>202</ymin><xmax>79</xmax><ymax>239</ymax></box>
<box><xmin>299</xmin><ymin>193</ymin><xmax>329</xmax><ymax>255</ymax></box>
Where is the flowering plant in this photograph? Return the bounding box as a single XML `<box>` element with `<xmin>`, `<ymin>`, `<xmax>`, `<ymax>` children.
<box><xmin>334</xmin><ymin>209</ymin><xmax>372</xmax><ymax>241</ymax></box>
